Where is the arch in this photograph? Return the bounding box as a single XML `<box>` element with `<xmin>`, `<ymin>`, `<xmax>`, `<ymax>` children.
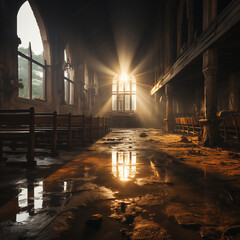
<box><xmin>17</xmin><ymin>0</ymin><xmax>50</xmax><ymax>100</ymax></box>
<box><xmin>18</xmin><ymin>0</ymin><xmax>50</xmax><ymax>63</ymax></box>
<box><xmin>29</xmin><ymin>0</ymin><xmax>51</xmax><ymax>64</ymax></box>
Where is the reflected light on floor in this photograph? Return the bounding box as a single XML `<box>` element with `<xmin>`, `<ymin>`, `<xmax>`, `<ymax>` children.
<box><xmin>64</xmin><ymin>181</ymin><xmax>68</xmax><ymax>192</ymax></box>
<box><xmin>34</xmin><ymin>181</ymin><xmax>43</xmax><ymax>211</ymax></box>
<box><xmin>16</xmin><ymin>187</ymin><xmax>29</xmax><ymax>222</ymax></box>
<box><xmin>18</xmin><ymin>188</ymin><xmax>28</xmax><ymax>208</ymax></box>
<box><xmin>16</xmin><ymin>211</ymin><xmax>29</xmax><ymax>223</ymax></box>
<box><xmin>15</xmin><ymin>180</ymin><xmax>68</xmax><ymax>223</ymax></box>
<box><xmin>112</xmin><ymin>151</ymin><xmax>137</xmax><ymax>181</ymax></box>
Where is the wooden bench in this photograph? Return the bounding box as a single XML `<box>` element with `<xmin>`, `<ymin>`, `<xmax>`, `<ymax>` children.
<box><xmin>175</xmin><ymin>117</ymin><xmax>203</xmax><ymax>135</ymax></box>
<box><xmin>192</xmin><ymin>117</ymin><xmax>203</xmax><ymax>134</ymax></box>
<box><xmin>35</xmin><ymin>112</ymin><xmax>57</xmax><ymax>155</ymax></box>
<box><xmin>218</xmin><ymin>113</ymin><xmax>240</xmax><ymax>142</ymax></box>
<box><xmin>92</xmin><ymin>117</ymin><xmax>100</xmax><ymax>139</ymax></box>
<box><xmin>103</xmin><ymin>118</ymin><xmax>109</xmax><ymax>135</ymax></box>
<box><xmin>71</xmin><ymin>115</ymin><xmax>85</xmax><ymax>145</ymax></box>
<box><xmin>57</xmin><ymin>113</ymin><xmax>72</xmax><ymax>147</ymax></box>
<box><xmin>175</xmin><ymin>117</ymin><xmax>181</xmax><ymax>131</ymax></box>
<box><xmin>84</xmin><ymin>115</ymin><xmax>93</xmax><ymax>141</ymax></box>
<box><xmin>99</xmin><ymin>117</ymin><xmax>104</xmax><ymax>137</ymax></box>
<box><xmin>92</xmin><ymin>116</ymin><xmax>107</xmax><ymax>139</ymax></box>
<box><xmin>0</xmin><ymin>108</ymin><xmax>111</xmax><ymax>166</ymax></box>
<box><xmin>106</xmin><ymin>118</ymin><xmax>111</xmax><ymax>133</ymax></box>
<box><xmin>0</xmin><ymin>107</ymin><xmax>36</xmax><ymax>166</ymax></box>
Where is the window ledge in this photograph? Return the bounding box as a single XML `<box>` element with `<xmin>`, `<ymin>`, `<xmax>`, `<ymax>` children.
<box><xmin>17</xmin><ymin>97</ymin><xmax>47</xmax><ymax>105</ymax></box>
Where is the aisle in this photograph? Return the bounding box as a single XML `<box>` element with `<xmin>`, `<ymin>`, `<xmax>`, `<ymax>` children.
<box><xmin>1</xmin><ymin>129</ymin><xmax>240</xmax><ymax>240</ymax></box>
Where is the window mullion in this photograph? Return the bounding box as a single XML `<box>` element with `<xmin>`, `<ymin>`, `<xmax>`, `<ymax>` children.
<box><xmin>117</xmin><ymin>78</ymin><xmax>119</xmax><ymax>111</ymax></box>
<box><xmin>123</xmin><ymin>82</ymin><xmax>125</xmax><ymax>112</ymax></box>
<box><xmin>66</xmin><ymin>80</ymin><xmax>69</xmax><ymax>104</ymax></box>
<box><xmin>130</xmin><ymin>80</ymin><xmax>132</xmax><ymax>111</ymax></box>
<box><xmin>28</xmin><ymin>43</ymin><xmax>32</xmax><ymax>99</ymax></box>
<box><xmin>43</xmin><ymin>60</ymin><xmax>47</xmax><ymax>100</ymax></box>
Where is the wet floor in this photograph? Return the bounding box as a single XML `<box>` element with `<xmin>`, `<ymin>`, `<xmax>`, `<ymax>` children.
<box><xmin>1</xmin><ymin>129</ymin><xmax>240</xmax><ymax>239</ymax></box>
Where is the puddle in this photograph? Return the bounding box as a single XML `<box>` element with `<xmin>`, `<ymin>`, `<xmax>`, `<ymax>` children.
<box><xmin>1</xmin><ymin>129</ymin><xmax>240</xmax><ymax>240</ymax></box>
<box><xmin>112</xmin><ymin>151</ymin><xmax>137</xmax><ymax>181</ymax></box>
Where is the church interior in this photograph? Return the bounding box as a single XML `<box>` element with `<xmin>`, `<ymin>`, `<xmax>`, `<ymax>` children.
<box><xmin>1</xmin><ymin>0</ymin><xmax>240</xmax><ymax>239</ymax></box>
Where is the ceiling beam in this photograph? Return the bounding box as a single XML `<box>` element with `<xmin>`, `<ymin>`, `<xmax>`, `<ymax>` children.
<box><xmin>151</xmin><ymin>0</ymin><xmax>240</xmax><ymax>95</ymax></box>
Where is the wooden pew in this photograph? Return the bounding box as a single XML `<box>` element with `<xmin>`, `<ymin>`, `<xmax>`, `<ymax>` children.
<box><xmin>182</xmin><ymin>118</ymin><xmax>188</xmax><ymax>133</ymax></box>
<box><xmin>192</xmin><ymin>117</ymin><xmax>203</xmax><ymax>134</ymax></box>
<box><xmin>56</xmin><ymin>113</ymin><xmax>72</xmax><ymax>147</ymax></box>
<box><xmin>0</xmin><ymin>107</ymin><xmax>36</xmax><ymax>166</ymax></box>
<box><xmin>175</xmin><ymin>118</ymin><xmax>181</xmax><ymax>131</ymax></box>
<box><xmin>92</xmin><ymin>117</ymin><xmax>100</xmax><ymax>139</ymax></box>
<box><xmin>84</xmin><ymin>115</ymin><xmax>93</xmax><ymax>141</ymax></box>
<box><xmin>219</xmin><ymin>114</ymin><xmax>238</xmax><ymax>142</ymax></box>
<box><xmin>35</xmin><ymin>112</ymin><xmax>57</xmax><ymax>155</ymax></box>
<box><xmin>107</xmin><ymin>118</ymin><xmax>111</xmax><ymax>133</ymax></box>
<box><xmin>71</xmin><ymin>115</ymin><xmax>85</xmax><ymax>145</ymax></box>
<box><xmin>175</xmin><ymin>116</ymin><xmax>203</xmax><ymax>135</ymax></box>
<box><xmin>180</xmin><ymin>117</ymin><xmax>185</xmax><ymax>132</ymax></box>
<box><xmin>104</xmin><ymin>118</ymin><xmax>109</xmax><ymax>135</ymax></box>
<box><xmin>99</xmin><ymin>117</ymin><xmax>104</xmax><ymax>137</ymax></box>
<box><xmin>235</xmin><ymin>115</ymin><xmax>240</xmax><ymax>142</ymax></box>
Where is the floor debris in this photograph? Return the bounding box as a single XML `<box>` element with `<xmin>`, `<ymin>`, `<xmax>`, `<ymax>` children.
<box><xmin>140</xmin><ymin>132</ymin><xmax>148</xmax><ymax>137</ymax></box>
<box><xmin>85</xmin><ymin>214</ymin><xmax>103</xmax><ymax>229</ymax></box>
<box><xmin>1</xmin><ymin>128</ymin><xmax>240</xmax><ymax>240</ymax></box>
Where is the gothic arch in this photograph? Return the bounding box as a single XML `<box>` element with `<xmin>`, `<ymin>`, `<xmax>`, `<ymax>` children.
<box><xmin>17</xmin><ymin>0</ymin><xmax>51</xmax><ymax>101</ymax></box>
<box><xmin>28</xmin><ymin>0</ymin><xmax>51</xmax><ymax>64</ymax></box>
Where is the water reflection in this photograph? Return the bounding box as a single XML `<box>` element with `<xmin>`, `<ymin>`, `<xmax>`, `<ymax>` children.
<box><xmin>18</xmin><ymin>187</ymin><xmax>28</xmax><ymax>208</ymax></box>
<box><xmin>34</xmin><ymin>181</ymin><xmax>43</xmax><ymax>212</ymax></box>
<box><xmin>16</xmin><ymin>180</ymin><xmax>68</xmax><ymax>223</ymax></box>
<box><xmin>112</xmin><ymin>151</ymin><xmax>137</xmax><ymax>181</ymax></box>
<box><xmin>64</xmin><ymin>181</ymin><xmax>67</xmax><ymax>192</ymax></box>
<box><xmin>17</xmin><ymin>187</ymin><xmax>29</xmax><ymax>223</ymax></box>
<box><xmin>16</xmin><ymin>211</ymin><xmax>29</xmax><ymax>223</ymax></box>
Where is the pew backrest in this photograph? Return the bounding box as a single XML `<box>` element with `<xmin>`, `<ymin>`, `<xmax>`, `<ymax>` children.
<box><xmin>0</xmin><ymin>108</ymin><xmax>34</xmax><ymax>131</ymax></box>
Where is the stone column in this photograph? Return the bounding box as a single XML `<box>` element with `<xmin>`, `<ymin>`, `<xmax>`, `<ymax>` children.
<box><xmin>201</xmin><ymin>48</ymin><xmax>222</xmax><ymax>146</ymax></box>
<box><xmin>165</xmin><ymin>83</ymin><xmax>174</xmax><ymax>132</ymax></box>
<box><xmin>0</xmin><ymin>5</ymin><xmax>19</xmax><ymax>108</ymax></box>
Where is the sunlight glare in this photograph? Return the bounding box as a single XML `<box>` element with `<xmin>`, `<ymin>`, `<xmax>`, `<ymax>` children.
<box><xmin>17</xmin><ymin>1</ymin><xmax>43</xmax><ymax>55</ymax></box>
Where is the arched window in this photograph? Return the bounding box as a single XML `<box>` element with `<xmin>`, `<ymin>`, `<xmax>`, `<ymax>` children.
<box><xmin>93</xmin><ymin>72</ymin><xmax>98</xmax><ymax>96</ymax></box>
<box><xmin>84</xmin><ymin>63</ymin><xmax>89</xmax><ymax>90</ymax></box>
<box><xmin>64</xmin><ymin>49</ymin><xmax>74</xmax><ymax>105</ymax></box>
<box><xmin>17</xmin><ymin>1</ymin><xmax>46</xmax><ymax>100</ymax></box>
<box><xmin>83</xmin><ymin>63</ymin><xmax>89</xmax><ymax>112</ymax></box>
<box><xmin>112</xmin><ymin>72</ymin><xmax>136</xmax><ymax>112</ymax></box>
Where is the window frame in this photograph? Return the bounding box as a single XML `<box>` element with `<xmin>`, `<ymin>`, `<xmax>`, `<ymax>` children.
<box><xmin>63</xmin><ymin>49</ymin><xmax>74</xmax><ymax>105</ymax></box>
<box><xmin>112</xmin><ymin>73</ymin><xmax>136</xmax><ymax>112</ymax></box>
<box><xmin>18</xmin><ymin>44</ymin><xmax>46</xmax><ymax>101</ymax></box>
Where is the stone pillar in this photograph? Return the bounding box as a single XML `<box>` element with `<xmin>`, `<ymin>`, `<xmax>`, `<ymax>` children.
<box><xmin>0</xmin><ymin>5</ymin><xmax>19</xmax><ymax>108</ymax></box>
<box><xmin>165</xmin><ymin>83</ymin><xmax>174</xmax><ymax>132</ymax></box>
<box><xmin>201</xmin><ymin>48</ymin><xmax>222</xmax><ymax>146</ymax></box>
